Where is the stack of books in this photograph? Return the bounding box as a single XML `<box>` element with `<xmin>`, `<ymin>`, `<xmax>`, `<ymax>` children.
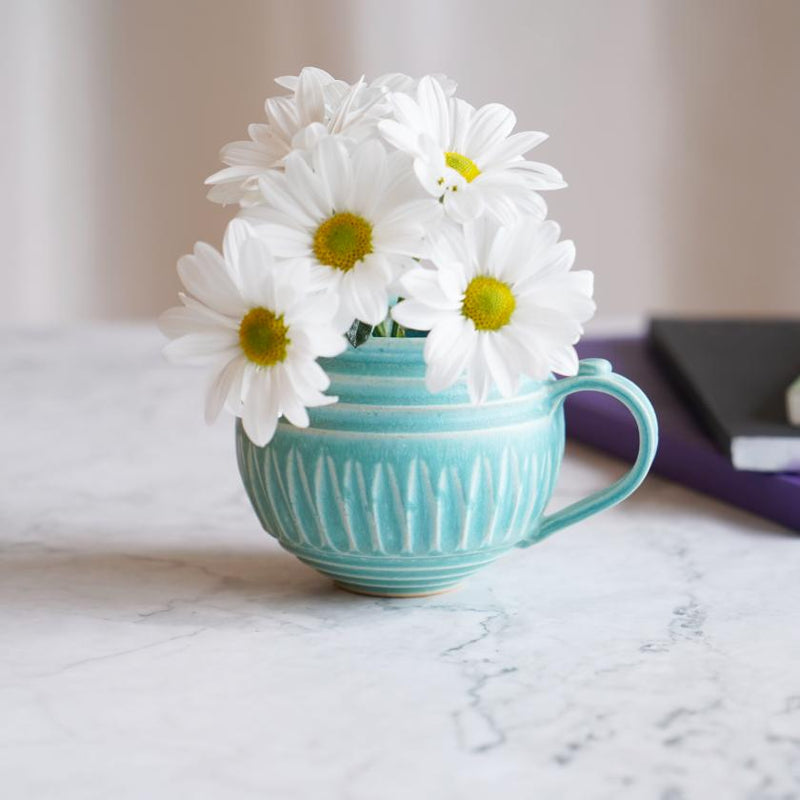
<box><xmin>566</xmin><ymin>319</ymin><xmax>800</xmax><ymax>531</ymax></box>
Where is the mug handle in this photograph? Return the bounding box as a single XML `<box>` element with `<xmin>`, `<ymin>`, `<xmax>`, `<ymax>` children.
<box><xmin>518</xmin><ymin>358</ymin><xmax>658</xmax><ymax>547</ymax></box>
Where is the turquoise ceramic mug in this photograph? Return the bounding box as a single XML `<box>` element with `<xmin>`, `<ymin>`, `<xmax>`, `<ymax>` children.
<box><xmin>236</xmin><ymin>338</ymin><xmax>658</xmax><ymax>597</ymax></box>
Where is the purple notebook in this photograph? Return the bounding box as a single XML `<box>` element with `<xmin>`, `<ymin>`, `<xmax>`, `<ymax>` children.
<box><xmin>566</xmin><ymin>337</ymin><xmax>800</xmax><ymax>532</ymax></box>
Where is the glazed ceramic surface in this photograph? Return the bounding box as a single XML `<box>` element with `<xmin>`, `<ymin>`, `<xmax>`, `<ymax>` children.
<box><xmin>236</xmin><ymin>338</ymin><xmax>657</xmax><ymax>596</ymax></box>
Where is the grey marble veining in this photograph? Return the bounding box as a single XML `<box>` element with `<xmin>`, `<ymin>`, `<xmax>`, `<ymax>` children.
<box><xmin>1</xmin><ymin>325</ymin><xmax>799</xmax><ymax>799</ymax></box>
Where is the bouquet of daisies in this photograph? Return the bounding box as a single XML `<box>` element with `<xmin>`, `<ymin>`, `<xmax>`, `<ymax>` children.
<box><xmin>161</xmin><ymin>68</ymin><xmax>595</xmax><ymax>446</ymax></box>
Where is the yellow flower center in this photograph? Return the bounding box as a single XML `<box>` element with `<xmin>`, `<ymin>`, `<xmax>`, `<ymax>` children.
<box><xmin>445</xmin><ymin>151</ymin><xmax>480</xmax><ymax>183</ymax></box>
<box><xmin>461</xmin><ymin>275</ymin><xmax>516</xmax><ymax>331</ymax></box>
<box><xmin>312</xmin><ymin>212</ymin><xmax>373</xmax><ymax>272</ymax></box>
<box><xmin>238</xmin><ymin>307</ymin><xmax>290</xmax><ymax>367</ymax></box>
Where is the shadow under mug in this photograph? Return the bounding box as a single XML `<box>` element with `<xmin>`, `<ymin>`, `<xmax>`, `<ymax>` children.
<box><xmin>237</xmin><ymin>338</ymin><xmax>658</xmax><ymax>597</ymax></box>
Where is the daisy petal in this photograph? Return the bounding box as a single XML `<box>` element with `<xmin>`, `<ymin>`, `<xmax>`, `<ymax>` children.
<box><xmin>350</xmin><ymin>139</ymin><xmax>386</xmax><ymax>217</ymax></box>
<box><xmin>258</xmin><ymin>168</ymin><xmax>317</xmax><ymax>227</ymax></box>
<box><xmin>464</xmin><ymin>103</ymin><xmax>516</xmax><ymax>157</ymax></box>
<box><xmin>425</xmin><ymin>330</ymin><xmax>474</xmax><ymax>393</ymax></box>
<box><xmin>466</xmin><ymin>341</ymin><xmax>493</xmax><ymax>405</ymax></box>
<box><xmin>512</xmin><ymin>160</ymin><xmax>567</xmax><ymax>189</ymax></box>
<box><xmin>158</xmin><ymin>306</ymin><xmax>228</xmax><ymax>338</ymax></box>
<box><xmin>295</xmin><ymin>66</ymin><xmax>327</xmax><ymax>125</ymax></box>
<box><xmin>244</xmin><ymin>220</ymin><xmax>311</xmax><ymax>258</ymax></box>
<box><xmin>391</xmin><ymin>299</ymin><xmax>445</xmax><ymax>331</ymax></box>
<box><xmin>548</xmin><ymin>344</ymin><xmax>579</xmax><ymax>377</ymax></box>
<box><xmin>205</xmin><ymin>355</ymin><xmax>247</xmax><ymax>423</ymax></box>
<box><xmin>483</xmin><ymin>334</ymin><xmax>519</xmax><ymax>398</ymax></box>
<box><xmin>481</xmin><ymin>130</ymin><xmax>548</xmax><ymax>167</ymax></box>
<box><xmin>445</xmin><ymin>187</ymin><xmax>484</xmax><ymax>223</ymax></box>
<box><xmin>313</xmin><ymin>137</ymin><xmax>350</xmax><ymax>210</ymax></box>
<box><xmin>379</xmin><ymin>119</ymin><xmax>422</xmax><ymax>156</ymax></box>
<box><xmin>284</xmin><ymin>153</ymin><xmax>331</xmax><ymax>218</ymax></box>
<box><xmin>223</xmin><ymin>218</ymin><xmax>255</xmax><ymax>274</ymax></box>
<box><xmin>416</xmin><ymin>76</ymin><xmax>451</xmax><ymax>148</ymax></box>
<box><xmin>424</xmin><ymin>314</ymin><xmax>470</xmax><ymax>364</ymax></box>
<box><xmin>177</xmin><ymin>249</ymin><xmax>246</xmax><ymax>317</ymax></box>
<box><xmin>218</xmin><ymin>140</ymin><xmax>277</xmax><ymax>169</ymax></box>
<box><xmin>164</xmin><ymin>335</ymin><xmax>239</xmax><ymax>364</ymax></box>
<box><xmin>205</xmin><ymin>165</ymin><xmax>263</xmax><ymax>185</ymax></box>
<box><xmin>274</xmin><ymin>367</ymin><xmax>310</xmax><ymax>428</ymax></box>
<box><xmin>242</xmin><ymin>369</ymin><xmax>279</xmax><ymax>446</ymax></box>
<box><xmin>237</xmin><ymin>237</ymin><xmax>276</xmax><ymax>304</ymax></box>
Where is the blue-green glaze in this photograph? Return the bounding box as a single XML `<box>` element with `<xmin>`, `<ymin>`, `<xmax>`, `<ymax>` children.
<box><xmin>236</xmin><ymin>338</ymin><xmax>658</xmax><ymax>597</ymax></box>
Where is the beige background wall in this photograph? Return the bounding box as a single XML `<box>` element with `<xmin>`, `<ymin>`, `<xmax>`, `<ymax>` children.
<box><xmin>1</xmin><ymin>0</ymin><xmax>798</xmax><ymax>324</ymax></box>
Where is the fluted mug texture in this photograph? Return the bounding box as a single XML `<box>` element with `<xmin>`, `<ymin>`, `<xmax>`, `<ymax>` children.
<box><xmin>236</xmin><ymin>338</ymin><xmax>658</xmax><ymax>597</ymax></box>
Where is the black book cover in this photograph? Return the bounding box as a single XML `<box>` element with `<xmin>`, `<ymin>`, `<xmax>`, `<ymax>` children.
<box><xmin>648</xmin><ymin>318</ymin><xmax>800</xmax><ymax>472</ymax></box>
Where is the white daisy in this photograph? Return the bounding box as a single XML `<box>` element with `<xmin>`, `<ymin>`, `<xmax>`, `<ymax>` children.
<box><xmin>379</xmin><ymin>76</ymin><xmax>565</xmax><ymax>224</ymax></box>
<box><xmin>206</xmin><ymin>67</ymin><xmax>386</xmax><ymax>207</ymax></box>
<box><xmin>159</xmin><ymin>220</ymin><xmax>346</xmax><ymax>446</ymax></box>
<box><xmin>391</xmin><ymin>217</ymin><xmax>595</xmax><ymax>403</ymax></box>
<box><xmin>243</xmin><ymin>136</ymin><xmax>441</xmax><ymax>329</ymax></box>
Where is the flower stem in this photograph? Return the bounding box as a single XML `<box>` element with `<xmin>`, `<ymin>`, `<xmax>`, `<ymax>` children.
<box><xmin>373</xmin><ymin>318</ymin><xmax>390</xmax><ymax>337</ymax></box>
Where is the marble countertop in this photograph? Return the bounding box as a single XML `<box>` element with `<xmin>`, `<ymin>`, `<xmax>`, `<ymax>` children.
<box><xmin>2</xmin><ymin>325</ymin><xmax>799</xmax><ymax>799</ymax></box>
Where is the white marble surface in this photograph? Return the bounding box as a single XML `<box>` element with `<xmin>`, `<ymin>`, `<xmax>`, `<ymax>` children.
<box><xmin>2</xmin><ymin>325</ymin><xmax>800</xmax><ymax>799</ymax></box>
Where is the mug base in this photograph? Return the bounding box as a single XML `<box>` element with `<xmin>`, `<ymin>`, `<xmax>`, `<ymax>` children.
<box><xmin>334</xmin><ymin>580</ymin><xmax>464</xmax><ymax>599</ymax></box>
<box><xmin>291</xmin><ymin>545</ymin><xmax>511</xmax><ymax>598</ymax></box>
